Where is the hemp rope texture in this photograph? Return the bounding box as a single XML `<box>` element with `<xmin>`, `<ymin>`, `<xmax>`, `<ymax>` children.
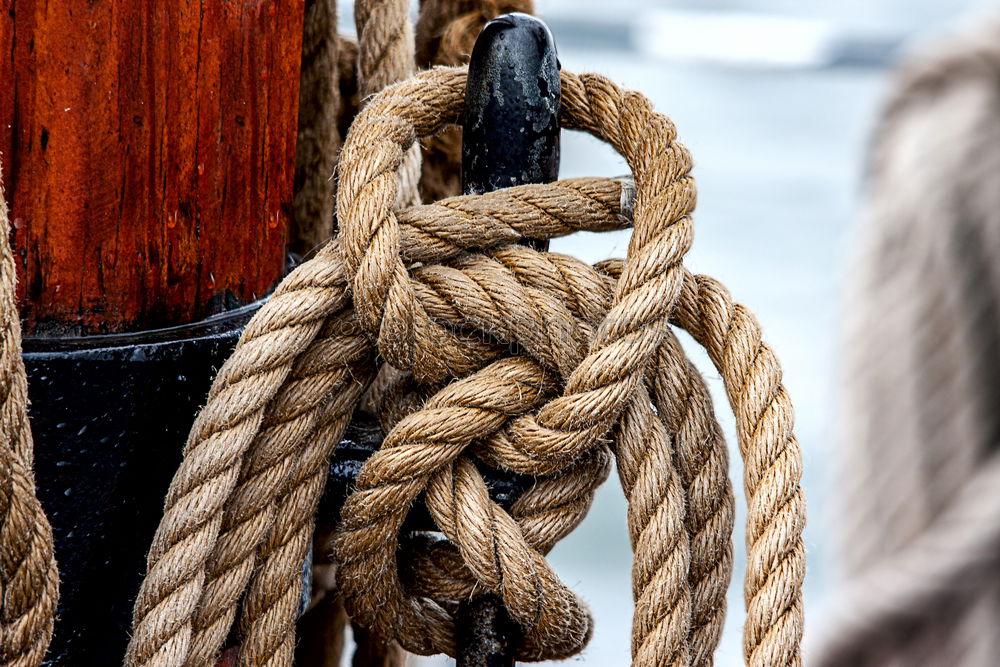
<box><xmin>356</xmin><ymin>0</ymin><xmax>423</xmax><ymax>210</ymax></box>
<box><xmin>123</xmin><ymin>66</ymin><xmax>804</xmax><ymax>666</ymax></box>
<box><xmin>0</xmin><ymin>171</ymin><xmax>59</xmax><ymax>667</ymax></box>
<box><xmin>414</xmin><ymin>0</ymin><xmax>535</xmax><ymax>203</ymax></box>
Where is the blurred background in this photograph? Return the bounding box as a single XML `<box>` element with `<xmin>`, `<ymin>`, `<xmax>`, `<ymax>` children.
<box><xmin>389</xmin><ymin>0</ymin><xmax>999</xmax><ymax>664</ymax></box>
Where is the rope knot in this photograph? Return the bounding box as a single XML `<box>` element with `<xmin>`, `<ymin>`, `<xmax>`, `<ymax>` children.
<box><xmin>332</xmin><ymin>66</ymin><xmax>702</xmax><ymax>660</ymax></box>
<box><xmin>123</xmin><ymin>65</ymin><xmax>804</xmax><ymax>667</ymax></box>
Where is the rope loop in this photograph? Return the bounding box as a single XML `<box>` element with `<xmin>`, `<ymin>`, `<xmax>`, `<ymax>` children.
<box><xmin>330</xmin><ymin>66</ymin><xmax>803</xmax><ymax>665</ymax></box>
<box><xmin>114</xmin><ymin>66</ymin><xmax>802</xmax><ymax>667</ymax></box>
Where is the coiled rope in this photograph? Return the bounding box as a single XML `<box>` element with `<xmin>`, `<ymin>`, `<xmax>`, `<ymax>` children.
<box><xmin>119</xmin><ymin>66</ymin><xmax>805</xmax><ymax>666</ymax></box>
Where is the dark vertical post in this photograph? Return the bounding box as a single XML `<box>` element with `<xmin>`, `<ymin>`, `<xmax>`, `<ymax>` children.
<box><xmin>457</xmin><ymin>13</ymin><xmax>561</xmax><ymax>666</ymax></box>
<box><xmin>462</xmin><ymin>11</ymin><xmax>560</xmax><ymax>251</ymax></box>
<box><xmin>1</xmin><ymin>0</ymin><xmax>300</xmax><ymax>336</ymax></box>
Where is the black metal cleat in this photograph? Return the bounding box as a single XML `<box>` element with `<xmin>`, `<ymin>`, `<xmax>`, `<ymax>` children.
<box><xmin>457</xmin><ymin>12</ymin><xmax>562</xmax><ymax>666</ymax></box>
<box><xmin>463</xmin><ymin>12</ymin><xmax>561</xmax><ymax>253</ymax></box>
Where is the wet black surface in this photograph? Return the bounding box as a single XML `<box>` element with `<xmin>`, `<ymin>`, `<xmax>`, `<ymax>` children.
<box><xmin>457</xmin><ymin>13</ymin><xmax>563</xmax><ymax>665</ymax></box>
<box><xmin>25</xmin><ymin>305</ymin><xmax>258</xmax><ymax>666</ymax></box>
<box><xmin>462</xmin><ymin>12</ymin><xmax>561</xmax><ymax>202</ymax></box>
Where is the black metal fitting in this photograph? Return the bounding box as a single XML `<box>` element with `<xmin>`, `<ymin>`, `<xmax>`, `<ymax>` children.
<box><xmin>24</xmin><ymin>304</ymin><xmax>259</xmax><ymax>665</ymax></box>
<box><xmin>462</xmin><ymin>12</ymin><xmax>560</xmax><ymax>198</ymax></box>
<box><xmin>463</xmin><ymin>11</ymin><xmax>561</xmax><ymax>254</ymax></box>
<box><xmin>457</xmin><ymin>13</ymin><xmax>561</xmax><ymax>666</ymax></box>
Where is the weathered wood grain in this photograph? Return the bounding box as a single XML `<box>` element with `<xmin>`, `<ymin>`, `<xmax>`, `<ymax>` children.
<box><xmin>0</xmin><ymin>0</ymin><xmax>305</xmax><ymax>335</ymax></box>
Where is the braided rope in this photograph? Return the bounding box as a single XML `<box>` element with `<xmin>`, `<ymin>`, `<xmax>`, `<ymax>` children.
<box><xmin>121</xmin><ymin>67</ymin><xmax>804</xmax><ymax>666</ymax></box>
<box><xmin>0</xmin><ymin>171</ymin><xmax>59</xmax><ymax>666</ymax></box>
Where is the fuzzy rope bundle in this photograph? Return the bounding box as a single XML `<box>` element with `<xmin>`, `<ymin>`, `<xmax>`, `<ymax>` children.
<box><xmin>120</xmin><ymin>67</ymin><xmax>805</xmax><ymax>667</ymax></box>
<box><xmin>0</xmin><ymin>172</ymin><xmax>59</xmax><ymax>667</ymax></box>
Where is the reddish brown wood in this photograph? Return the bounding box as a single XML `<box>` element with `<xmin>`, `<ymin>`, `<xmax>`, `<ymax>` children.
<box><xmin>0</xmin><ymin>0</ymin><xmax>304</xmax><ymax>336</ymax></box>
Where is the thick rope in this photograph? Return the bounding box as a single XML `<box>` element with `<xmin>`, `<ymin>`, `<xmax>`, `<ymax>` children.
<box><xmin>125</xmin><ymin>174</ymin><xmax>629</xmax><ymax>665</ymax></box>
<box><xmin>671</xmin><ymin>272</ymin><xmax>805</xmax><ymax>667</ymax></box>
<box><xmin>0</xmin><ymin>170</ymin><xmax>59</xmax><ymax>666</ymax></box>
<box><xmin>332</xmin><ymin>72</ymin><xmax>698</xmax><ymax>660</ymax></box>
<box><xmin>649</xmin><ymin>328</ymin><xmax>735</xmax><ymax>664</ymax></box>
<box><xmin>329</xmin><ymin>67</ymin><xmax>801</xmax><ymax>664</ymax></box>
<box><xmin>414</xmin><ymin>0</ymin><xmax>533</xmax><ymax>202</ymax></box>
<box><xmin>125</xmin><ymin>67</ymin><xmax>804</xmax><ymax>666</ymax></box>
<box><xmin>356</xmin><ymin>0</ymin><xmax>422</xmax><ymax>209</ymax></box>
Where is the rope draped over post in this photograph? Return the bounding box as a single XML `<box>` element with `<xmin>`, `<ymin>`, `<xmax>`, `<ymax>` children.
<box><xmin>122</xmin><ymin>67</ymin><xmax>805</xmax><ymax>666</ymax></box>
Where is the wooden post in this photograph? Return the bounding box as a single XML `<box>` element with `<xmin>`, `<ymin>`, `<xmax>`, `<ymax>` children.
<box><xmin>0</xmin><ymin>0</ymin><xmax>304</xmax><ymax>336</ymax></box>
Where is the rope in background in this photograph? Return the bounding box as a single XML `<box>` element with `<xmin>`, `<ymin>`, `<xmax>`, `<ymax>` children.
<box><xmin>290</xmin><ymin>1</ymin><xmax>522</xmax><ymax>252</ymax></box>
<box><xmin>356</xmin><ymin>0</ymin><xmax>423</xmax><ymax>209</ymax></box>
<box><xmin>814</xmin><ymin>15</ymin><xmax>1000</xmax><ymax>667</ymax></box>
<box><xmin>292</xmin><ymin>0</ymin><xmax>343</xmax><ymax>255</ymax></box>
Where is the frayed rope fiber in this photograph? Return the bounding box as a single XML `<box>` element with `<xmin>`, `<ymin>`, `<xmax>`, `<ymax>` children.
<box><xmin>0</xmin><ymin>67</ymin><xmax>805</xmax><ymax>667</ymax></box>
<box><xmin>125</xmin><ymin>67</ymin><xmax>806</xmax><ymax>667</ymax></box>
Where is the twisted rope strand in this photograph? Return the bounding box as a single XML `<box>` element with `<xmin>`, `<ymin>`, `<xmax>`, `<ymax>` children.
<box><xmin>192</xmin><ymin>318</ymin><xmax>376</xmax><ymax>667</ymax></box>
<box><xmin>671</xmin><ymin>272</ymin><xmax>806</xmax><ymax>667</ymax></box>
<box><xmin>236</xmin><ymin>361</ymin><xmax>373</xmax><ymax>667</ymax></box>
<box><xmin>613</xmin><ymin>385</ymin><xmax>692</xmax><ymax>665</ymax></box>
<box><xmin>127</xmin><ymin>248</ymin><xmax>358</xmax><ymax>667</ymax></box>
<box><xmin>651</xmin><ymin>334</ymin><xmax>735</xmax><ymax>664</ymax></box>
<box><xmin>355</xmin><ymin>0</ymin><xmax>423</xmax><ymax>208</ymax></box>
<box><xmin>398</xmin><ymin>177</ymin><xmax>632</xmax><ymax>263</ymax></box>
<box><xmin>124</xmin><ymin>66</ymin><xmax>803</xmax><ymax>667</ymax></box>
<box><xmin>0</xmin><ymin>170</ymin><xmax>59</xmax><ymax>667</ymax></box>
<box><xmin>597</xmin><ymin>259</ymin><xmax>736</xmax><ymax>664</ymax></box>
